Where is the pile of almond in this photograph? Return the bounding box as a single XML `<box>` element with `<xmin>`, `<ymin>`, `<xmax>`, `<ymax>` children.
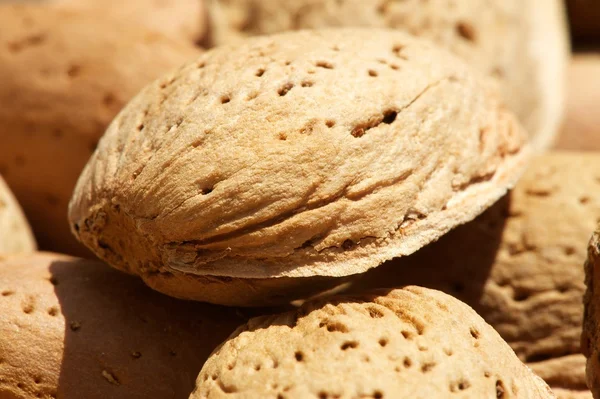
<box><xmin>0</xmin><ymin>1</ymin><xmax>598</xmax><ymax>398</ymax></box>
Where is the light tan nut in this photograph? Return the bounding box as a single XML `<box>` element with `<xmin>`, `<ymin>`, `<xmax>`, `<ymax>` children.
<box><xmin>192</xmin><ymin>286</ymin><xmax>554</xmax><ymax>398</ymax></box>
<box><xmin>206</xmin><ymin>0</ymin><xmax>569</xmax><ymax>151</ymax></box>
<box><xmin>69</xmin><ymin>28</ymin><xmax>530</xmax><ymax>305</ymax></box>
<box><xmin>0</xmin><ymin>4</ymin><xmax>201</xmax><ymax>256</ymax></box>
<box><xmin>0</xmin><ymin>252</ymin><xmax>249</xmax><ymax>399</ymax></box>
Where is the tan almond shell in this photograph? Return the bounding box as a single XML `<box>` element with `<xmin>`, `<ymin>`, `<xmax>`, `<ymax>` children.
<box><xmin>583</xmin><ymin>227</ymin><xmax>600</xmax><ymax>398</ymax></box>
<box><xmin>0</xmin><ymin>4</ymin><xmax>201</xmax><ymax>256</ymax></box>
<box><xmin>0</xmin><ymin>175</ymin><xmax>36</xmax><ymax>254</ymax></box>
<box><xmin>554</xmin><ymin>55</ymin><xmax>600</xmax><ymax>152</ymax></box>
<box><xmin>140</xmin><ymin>268</ymin><xmax>351</xmax><ymax>307</ymax></box>
<box><xmin>52</xmin><ymin>0</ymin><xmax>207</xmax><ymax>43</ymax></box>
<box><xmin>0</xmin><ymin>252</ymin><xmax>250</xmax><ymax>399</ymax></box>
<box><xmin>68</xmin><ymin>29</ymin><xmax>530</xmax><ymax>304</ymax></box>
<box><xmin>192</xmin><ymin>286</ymin><xmax>554</xmax><ymax>398</ymax></box>
<box><xmin>206</xmin><ymin>0</ymin><xmax>569</xmax><ymax>152</ymax></box>
<box><xmin>348</xmin><ymin>151</ymin><xmax>598</xmax><ymax>398</ymax></box>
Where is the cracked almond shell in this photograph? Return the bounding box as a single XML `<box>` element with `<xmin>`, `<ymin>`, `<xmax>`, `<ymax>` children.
<box><xmin>0</xmin><ymin>4</ymin><xmax>201</xmax><ymax>256</ymax></box>
<box><xmin>69</xmin><ymin>29</ymin><xmax>530</xmax><ymax>305</ymax></box>
<box><xmin>191</xmin><ymin>286</ymin><xmax>554</xmax><ymax>398</ymax></box>
<box><xmin>0</xmin><ymin>175</ymin><xmax>36</xmax><ymax>254</ymax></box>
<box><xmin>0</xmin><ymin>253</ymin><xmax>248</xmax><ymax>399</ymax></box>
<box><xmin>206</xmin><ymin>0</ymin><xmax>569</xmax><ymax>151</ymax></box>
<box><xmin>349</xmin><ymin>151</ymin><xmax>599</xmax><ymax>399</ymax></box>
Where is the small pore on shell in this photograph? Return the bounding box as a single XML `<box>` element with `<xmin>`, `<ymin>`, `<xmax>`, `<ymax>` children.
<box><xmin>450</xmin><ymin>378</ymin><xmax>471</xmax><ymax>392</ymax></box>
<box><xmin>392</xmin><ymin>44</ymin><xmax>408</xmax><ymax>60</ymax></box>
<box><xmin>367</xmin><ymin>306</ymin><xmax>384</xmax><ymax>319</ymax></box>
<box><xmin>200</xmin><ymin>186</ymin><xmax>213</xmax><ymax>195</ymax></box>
<box><xmin>456</xmin><ymin>21</ymin><xmax>477</xmax><ymax>42</ymax></box>
<box><xmin>420</xmin><ymin>361</ymin><xmax>436</xmax><ymax>373</ymax></box>
<box><xmin>315</xmin><ymin>61</ymin><xmax>334</xmax><ymax>69</ymax></box>
<box><xmin>278</xmin><ymin>83</ymin><xmax>294</xmax><ymax>96</ymax></box>
<box><xmin>340</xmin><ymin>341</ymin><xmax>359</xmax><ymax>350</ymax></box>
<box><xmin>319</xmin><ymin>320</ymin><xmax>349</xmax><ymax>333</ymax></box>
<box><xmin>351</xmin><ymin>110</ymin><xmax>398</xmax><ymax>138</ymax></box>
<box><xmin>496</xmin><ymin>380</ymin><xmax>506</xmax><ymax>398</ymax></box>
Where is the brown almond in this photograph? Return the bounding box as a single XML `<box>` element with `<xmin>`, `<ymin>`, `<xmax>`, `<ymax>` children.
<box><xmin>0</xmin><ymin>252</ymin><xmax>248</xmax><ymax>399</ymax></box>
<box><xmin>192</xmin><ymin>286</ymin><xmax>554</xmax><ymax>398</ymax></box>
<box><xmin>0</xmin><ymin>4</ymin><xmax>200</xmax><ymax>256</ymax></box>
<box><xmin>206</xmin><ymin>0</ymin><xmax>569</xmax><ymax>151</ymax></box>
<box><xmin>69</xmin><ymin>28</ymin><xmax>530</xmax><ymax>305</ymax></box>
<box><xmin>349</xmin><ymin>151</ymin><xmax>599</xmax><ymax>398</ymax></box>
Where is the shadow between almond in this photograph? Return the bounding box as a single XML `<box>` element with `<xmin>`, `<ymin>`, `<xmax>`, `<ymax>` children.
<box><xmin>48</xmin><ymin>259</ymin><xmax>271</xmax><ymax>399</ymax></box>
<box><xmin>345</xmin><ymin>194</ymin><xmax>511</xmax><ymax>305</ymax></box>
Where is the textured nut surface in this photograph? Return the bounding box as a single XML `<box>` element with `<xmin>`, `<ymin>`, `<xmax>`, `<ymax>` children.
<box><xmin>583</xmin><ymin>228</ymin><xmax>600</xmax><ymax>398</ymax></box>
<box><xmin>0</xmin><ymin>175</ymin><xmax>36</xmax><ymax>254</ymax></box>
<box><xmin>192</xmin><ymin>286</ymin><xmax>554</xmax><ymax>398</ymax></box>
<box><xmin>0</xmin><ymin>252</ymin><xmax>249</xmax><ymax>399</ymax></box>
<box><xmin>349</xmin><ymin>151</ymin><xmax>598</xmax><ymax>398</ymax></box>
<box><xmin>53</xmin><ymin>0</ymin><xmax>207</xmax><ymax>43</ymax></box>
<box><xmin>554</xmin><ymin>55</ymin><xmax>600</xmax><ymax>151</ymax></box>
<box><xmin>206</xmin><ymin>0</ymin><xmax>569</xmax><ymax>151</ymax></box>
<box><xmin>69</xmin><ymin>28</ymin><xmax>530</xmax><ymax>302</ymax></box>
<box><xmin>0</xmin><ymin>4</ymin><xmax>200</xmax><ymax>256</ymax></box>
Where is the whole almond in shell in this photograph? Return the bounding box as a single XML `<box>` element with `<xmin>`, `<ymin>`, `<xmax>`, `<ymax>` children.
<box><xmin>69</xmin><ymin>28</ymin><xmax>530</xmax><ymax>306</ymax></box>
<box><xmin>0</xmin><ymin>253</ymin><xmax>249</xmax><ymax>399</ymax></box>
<box><xmin>206</xmin><ymin>0</ymin><xmax>569</xmax><ymax>151</ymax></box>
<box><xmin>192</xmin><ymin>286</ymin><xmax>554</xmax><ymax>398</ymax></box>
<box><xmin>0</xmin><ymin>4</ymin><xmax>201</xmax><ymax>256</ymax></box>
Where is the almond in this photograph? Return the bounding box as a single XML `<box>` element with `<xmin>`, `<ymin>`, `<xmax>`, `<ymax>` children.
<box><xmin>206</xmin><ymin>0</ymin><xmax>569</xmax><ymax>151</ymax></box>
<box><xmin>69</xmin><ymin>29</ymin><xmax>530</xmax><ymax>305</ymax></box>
<box><xmin>0</xmin><ymin>4</ymin><xmax>200</xmax><ymax>256</ymax></box>
<box><xmin>192</xmin><ymin>286</ymin><xmax>554</xmax><ymax>398</ymax></box>
<box><xmin>0</xmin><ymin>253</ymin><xmax>248</xmax><ymax>399</ymax></box>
